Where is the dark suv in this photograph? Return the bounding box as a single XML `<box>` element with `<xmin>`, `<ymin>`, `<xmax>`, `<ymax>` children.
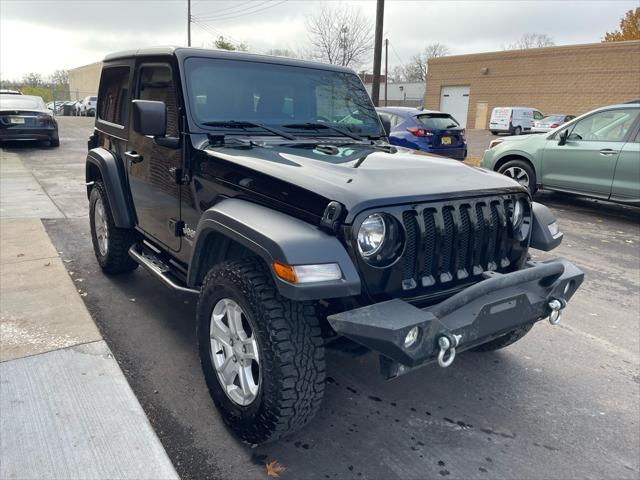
<box><xmin>86</xmin><ymin>47</ymin><xmax>583</xmax><ymax>444</ymax></box>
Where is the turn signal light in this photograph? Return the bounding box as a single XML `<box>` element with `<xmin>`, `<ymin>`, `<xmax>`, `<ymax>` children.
<box><xmin>272</xmin><ymin>261</ymin><xmax>297</xmax><ymax>283</ymax></box>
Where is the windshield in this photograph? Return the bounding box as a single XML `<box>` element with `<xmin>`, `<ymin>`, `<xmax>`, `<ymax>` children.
<box><xmin>542</xmin><ymin>115</ymin><xmax>564</xmax><ymax>123</ymax></box>
<box><xmin>415</xmin><ymin>113</ymin><xmax>460</xmax><ymax>129</ymax></box>
<box><xmin>0</xmin><ymin>94</ymin><xmax>46</xmax><ymax>111</ymax></box>
<box><xmin>184</xmin><ymin>57</ymin><xmax>382</xmax><ymax>137</ymax></box>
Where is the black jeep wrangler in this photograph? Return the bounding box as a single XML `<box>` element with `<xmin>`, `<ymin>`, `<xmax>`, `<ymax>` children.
<box><xmin>86</xmin><ymin>47</ymin><xmax>583</xmax><ymax>444</ymax></box>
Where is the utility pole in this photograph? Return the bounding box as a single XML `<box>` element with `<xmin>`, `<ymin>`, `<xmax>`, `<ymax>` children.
<box><xmin>384</xmin><ymin>38</ymin><xmax>389</xmax><ymax>107</ymax></box>
<box><xmin>371</xmin><ymin>0</ymin><xmax>384</xmax><ymax>107</ymax></box>
<box><xmin>187</xmin><ymin>0</ymin><xmax>191</xmax><ymax>47</ymax></box>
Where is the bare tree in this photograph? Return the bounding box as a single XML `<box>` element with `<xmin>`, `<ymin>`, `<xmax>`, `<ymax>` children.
<box><xmin>503</xmin><ymin>33</ymin><xmax>555</xmax><ymax>50</ymax></box>
<box><xmin>50</xmin><ymin>69</ymin><xmax>69</xmax><ymax>86</ymax></box>
<box><xmin>22</xmin><ymin>72</ymin><xmax>43</xmax><ymax>86</ymax></box>
<box><xmin>395</xmin><ymin>43</ymin><xmax>450</xmax><ymax>82</ymax></box>
<box><xmin>305</xmin><ymin>5</ymin><xmax>374</xmax><ymax>68</ymax></box>
<box><xmin>265</xmin><ymin>48</ymin><xmax>298</xmax><ymax>59</ymax></box>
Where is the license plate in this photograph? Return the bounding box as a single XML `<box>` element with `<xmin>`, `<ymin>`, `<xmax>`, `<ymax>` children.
<box><xmin>441</xmin><ymin>136</ymin><xmax>451</xmax><ymax>145</ymax></box>
<box><xmin>9</xmin><ymin>117</ymin><xmax>25</xmax><ymax>124</ymax></box>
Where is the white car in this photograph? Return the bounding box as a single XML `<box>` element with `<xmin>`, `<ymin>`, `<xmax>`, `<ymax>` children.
<box><xmin>489</xmin><ymin>106</ymin><xmax>544</xmax><ymax>135</ymax></box>
<box><xmin>531</xmin><ymin>114</ymin><xmax>576</xmax><ymax>133</ymax></box>
<box><xmin>77</xmin><ymin>95</ymin><xmax>98</xmax><ymax>116</ymax></box>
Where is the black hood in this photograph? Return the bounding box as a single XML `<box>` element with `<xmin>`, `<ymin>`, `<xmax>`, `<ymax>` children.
<box><xmin>201</xmin><ymin>141</ymin><xmax>526</xmax><ymax>223</ymax></box>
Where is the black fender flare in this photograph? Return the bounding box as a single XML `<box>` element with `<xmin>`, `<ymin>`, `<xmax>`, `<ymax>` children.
<box><xmin>187</xmin><ymin>198</ymin><xmax>361</xmax><ymax>301</ymax></box>
<box><xmin>85</xmin><ymin>147</ymin><xmax>135</xmax><ymax>228</ymax></box>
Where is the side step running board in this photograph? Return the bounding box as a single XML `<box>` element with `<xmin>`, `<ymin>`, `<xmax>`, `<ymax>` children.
<box><xmin>128</xmin><ymin>245</ymin><xmax>200</xmax><ymax>295</ymax></box>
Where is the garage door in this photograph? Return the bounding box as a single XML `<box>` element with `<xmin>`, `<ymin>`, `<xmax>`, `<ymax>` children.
<box><xmin>439</xmin><ymin>86</ymin><xmax>470</xmax><ymax>128</ymax></box>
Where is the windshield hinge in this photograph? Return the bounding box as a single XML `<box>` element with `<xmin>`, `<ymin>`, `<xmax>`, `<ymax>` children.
<box><xmin>320</xmin><ymin>201</ymin><xmax>344</xmax><ymax>233</ymax></box>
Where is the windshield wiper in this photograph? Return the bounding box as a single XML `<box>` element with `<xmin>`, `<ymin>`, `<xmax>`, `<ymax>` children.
<box><xmin>201</xmin><ymin>120</ymin><xmax>297</xmax><ymax>141</ymax></box>
<box><xmin>282</xmin><ymin>122</ymin><xmax>363</xmax><ymax>141</ymax></box>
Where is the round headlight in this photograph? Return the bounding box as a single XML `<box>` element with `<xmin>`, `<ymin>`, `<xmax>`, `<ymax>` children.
<box><xmin>512</xmin><ymin>198</ymin><xmax>525</xmax><ymax>228</ymax></box>
<box><xmin>357</xmin><ymin>213</ymin><xmax>386</xmax><ymax>257</ymax></box>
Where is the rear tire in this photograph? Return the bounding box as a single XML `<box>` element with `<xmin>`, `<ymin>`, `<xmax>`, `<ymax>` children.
<box><xmin>471</xmin><ymin>323</ymin><xmax>533</xmax><ymax>352</ymax></box>
<box><xmin>89</xmin><ymin>181</ymin><xmax>139</xmax><ymax>274</ymax></box>
<box><xmin>513</xmin><ymin>126</ymin><xmax>522</xmax><ymax>135</ymax></box>
<box><xmin>197</xmin><ymin>257</ymin><xmax>325</xmax><ymax>444</ymax></box>
<box><xmin>490</xmin><ymin>131</ymin><xmax>498</xmax><ymax>135</ymax></box>
<box><xmin>497</xmin><ymin>159</ymin><xmax>537</xmax><ymax>194</ymax></box>
<box><xmin>50</xmin><ymin>137</ymin><xmax>59</xmax><ymax>147</ymax></box>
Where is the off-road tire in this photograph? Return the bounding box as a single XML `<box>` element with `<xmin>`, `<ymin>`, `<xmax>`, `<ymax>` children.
<box><xmin>89</xmin><ymin>181</ymin><xmax>139</xmax><ymax>274</ymax></box>
<box><xmin>471</xmin><ymin>323</ymin><xmax>534</xmax><ymax>352</ymax></box>
<box><xmin>197</xmin><ymin>257</ymin><xmax>325</xmax><ymax>444</ymax></box>
<box><xmin>497</xmin><ymin>159</ymin><xmax>537</xmax><ymax>194</ymax></box>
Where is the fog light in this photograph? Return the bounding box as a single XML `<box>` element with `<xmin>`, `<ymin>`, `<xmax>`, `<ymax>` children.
<box><xmin>404</xmin><ymin>326</ymin><xmax>420</xmax><ymax>348</ymax></box>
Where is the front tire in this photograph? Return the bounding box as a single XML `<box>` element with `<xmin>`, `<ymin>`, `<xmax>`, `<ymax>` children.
<box><xmin>512</xmin><ymin>126</ymin><xmax>522</xmax><ymax>135</ymax></box>
<box><xmin>89</xmin><ymin>181</ymin><xmax>139</xmax><ymax>274</ymax></box>
<box><xmin>197</xmin><ymin>258</ymin><xmax>325</xmax><ymax>444</ymax></box>
<box><xmin>498</xmin><ymin>159</ymin><xmax>537</xmax><ymax>194</ymax></box>
<box><xmin>471</xmin><ymin>323</ymin><xmax>533</xmax><ymax>352</ymax></box>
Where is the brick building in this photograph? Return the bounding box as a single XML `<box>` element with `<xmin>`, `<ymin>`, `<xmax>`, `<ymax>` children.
<box><xmin>424</xmin><ymin>40</ymin><xmax>640</xmax><ymax>129</ymax></box>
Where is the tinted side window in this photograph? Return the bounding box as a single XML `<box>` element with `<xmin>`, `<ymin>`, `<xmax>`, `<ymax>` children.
<box><xmin>137</xmin><ymin>65</ymin><xmax>178</xmax><ymax>136</ymax></box>
<box><xmin>98</xmin><ymin>66</ymin><xmax>130</xmax><ymax>126</ymax></box>
<box><xmin>569</xmin><ymin>109</ymin><xmax>639</xmax><ymax>142</ymax></box>
<box><xmin>533</xmin><ymin>111</ymin><xmax>544</xmax><ymax>120</ymax></box>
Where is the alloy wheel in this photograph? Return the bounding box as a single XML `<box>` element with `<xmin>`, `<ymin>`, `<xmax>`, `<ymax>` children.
<box><xmin>503</xmin><ymin>166</ymin><xmax>530</xmax><ymax>188</ymax></box>
<box><xmin>93</xmin><ymin>198</ymin><xmax>109</xmax><ymax>256</ymax></box>
<box><xmin>209</xmin><ymin>298</ymin><xmax>260</xmax><ymax>406</ymax></box>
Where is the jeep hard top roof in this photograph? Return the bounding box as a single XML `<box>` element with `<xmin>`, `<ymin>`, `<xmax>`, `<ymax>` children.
<box><xmin>103</xmin><ymin>46</ymin><xmax>355</xmax><ymax>74</ymax></box>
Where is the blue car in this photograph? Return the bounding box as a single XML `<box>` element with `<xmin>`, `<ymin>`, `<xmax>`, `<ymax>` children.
<box><xmin>377</xmin><ymin>107</ymin><xmax>467</xmax><ymax>160</ymax></box>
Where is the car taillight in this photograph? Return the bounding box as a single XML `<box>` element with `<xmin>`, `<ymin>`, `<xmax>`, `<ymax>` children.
<box><xmin>550</xmin><ymin>123</ymin><xmax>559</xmax><ymax>128</ymax></box>
<box><xmin>407</xmin><ymin>127</ymin><xmax>433</xmax><ymax>137</ymax></box>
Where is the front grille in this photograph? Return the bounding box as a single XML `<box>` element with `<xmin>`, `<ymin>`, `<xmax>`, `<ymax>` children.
<box><xmin>400</xmin><ymin>196</ymin><xmax>517</xmax><ymax>290</ymax></box>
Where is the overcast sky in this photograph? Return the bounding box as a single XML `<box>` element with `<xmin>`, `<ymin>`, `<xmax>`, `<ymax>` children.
<box><xmin>0</xmin><ymin>0</ymin><xmax>636</xmax><ymax>80</ymax></box>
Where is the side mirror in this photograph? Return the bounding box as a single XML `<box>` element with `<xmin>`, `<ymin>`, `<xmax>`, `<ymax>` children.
<box><xmin>557</xmin><ymin>129</ymin><xmax>568</xmax><ymax>146</ymax></box>
<box><xmin>379</xmin><ymin>115</ymin><xmax>391</xmax><ymax>137</ymax></box>
<box><xmin>132</xmin><ymin>100</ymin><xmax>166</xmax><ymax>137</ymax></box>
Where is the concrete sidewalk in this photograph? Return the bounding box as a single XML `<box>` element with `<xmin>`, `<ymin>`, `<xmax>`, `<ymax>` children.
<box><xmin>1</xmin><ymin>151</ymin><xmax>179</xmax><ymax>479</ymax></box>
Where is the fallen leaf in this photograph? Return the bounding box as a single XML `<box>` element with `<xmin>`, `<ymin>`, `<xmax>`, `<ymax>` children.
<box><xmin>44</xmin><ymin>261</ymin><xmax>51</xmax><ymax>267</ymax></box>
<box><xmin>266</xmin><ymin>460</ymin><xmax>286</xmax><ymax>478</ymax></box>
<box><xmin>17</xmin><ymin>253</ymin><xmax>24</xmax><ymax>257</ymax></box>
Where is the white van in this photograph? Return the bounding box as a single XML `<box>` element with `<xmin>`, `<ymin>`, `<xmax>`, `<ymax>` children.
<box><xmin>489</xmin><ymin>107</ymin><xmax>543</xmax><ymax>135</ymax></box>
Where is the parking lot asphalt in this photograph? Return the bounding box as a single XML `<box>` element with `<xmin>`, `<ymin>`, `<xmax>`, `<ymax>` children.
<box><xmin>5</xmin><ymin>117</ymin><xmax>639</xmax><ymax>480</ymax></box>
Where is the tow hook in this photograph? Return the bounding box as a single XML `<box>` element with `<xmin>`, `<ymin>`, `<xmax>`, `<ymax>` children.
<box><xmin>437</xmin><ymin>333</ymin><xmax>462</xmax><ymax>368</ymax></box>
<box><xmin>548</xmin><ymin>298</ymin><xmax>566</xmax><ymax>325</ymax></box>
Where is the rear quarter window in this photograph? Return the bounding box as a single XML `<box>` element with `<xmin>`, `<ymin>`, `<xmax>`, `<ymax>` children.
<box><xmin>97</xmin><ymin>66</ymin><xmax>130</xmax><ymax>127</ymax></box>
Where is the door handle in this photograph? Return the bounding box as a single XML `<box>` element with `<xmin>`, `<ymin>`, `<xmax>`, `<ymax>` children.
<box><xmin>599</xmin><ymin>149</ymin><xmax>618</xmax><ymax>156</ymax></box>
<box><xmin>125</xmin><ymin>151</ymin><xmax>144</xmax><ymax>163</ymax></box>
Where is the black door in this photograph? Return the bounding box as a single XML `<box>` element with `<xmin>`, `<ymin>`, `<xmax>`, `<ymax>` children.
<box><xmin>127</xmin><ymin>63</ymin><xmax>182</xmax><ymax>251</ymax></box>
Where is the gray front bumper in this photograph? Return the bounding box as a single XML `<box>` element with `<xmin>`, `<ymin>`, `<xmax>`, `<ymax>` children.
<box><xmin>328</xmin><ymin>258</ymin><xmax>584</xmax><ymax>377</ymax></box>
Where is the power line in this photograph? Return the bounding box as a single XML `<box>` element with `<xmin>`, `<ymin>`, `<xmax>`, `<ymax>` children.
<box><xmin>191</xmin><ymin>19</ymin><xmax>262</xmax><ymax>52</ymax></box>
<box><xmin>389</xmin><ymin>41</ymin><xmax>405</xmax><ymax>66</ymax></box>
<box><xmin>195</xmin><ymin>0</ymin><xmax>270</xmax><ymax>20</ymax></box>
<box><xmin>192</xmin><ymin>0</ymin><xmax>287</xmax><ymax>22</ymax></box>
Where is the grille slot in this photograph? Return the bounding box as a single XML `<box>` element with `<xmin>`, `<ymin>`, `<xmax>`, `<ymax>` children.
<box><xmin>399</xmin><ymin>197</ymin><xmax>516</xmax><ymax>291</ymax></box>
<box><xmin>401</xmin><ymin>211</ymin><xmax>418</xmax><ymax>290</ymax></box>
